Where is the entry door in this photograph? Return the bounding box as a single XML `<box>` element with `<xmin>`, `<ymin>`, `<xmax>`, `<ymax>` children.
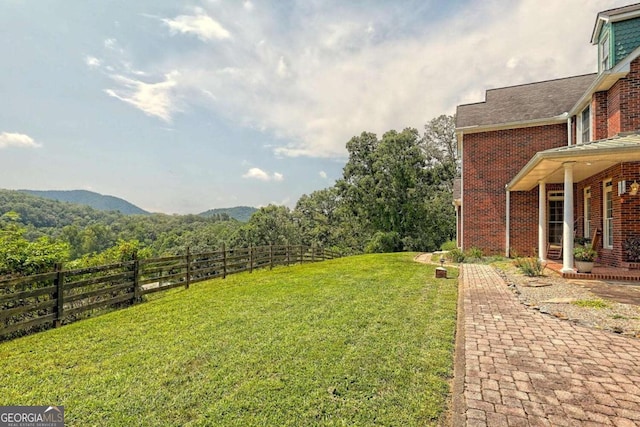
<box><xmin>548</xmin><ymin>199</ymin><xmax>563</xmax><ymax>245</ymax></box>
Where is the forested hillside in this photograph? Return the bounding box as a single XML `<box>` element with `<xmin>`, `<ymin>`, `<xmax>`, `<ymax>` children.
<box><xmin>19</xmin><ymin>189</ymin><xmax>150</xmax><ymax>215</ymax></box>
<box><xmin>1</xmin><ymin>115</ymin><xmax>458</xmax><ymax>276</ymax></box>
<box><xmin>199</xmin><ymin>206</ymin><xmax>257</xmax><ymax>222</ymax></box>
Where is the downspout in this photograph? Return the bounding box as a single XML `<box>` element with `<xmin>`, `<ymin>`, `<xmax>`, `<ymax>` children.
<box><xmin>505</xmin><ymin>185</ymin><xmax>510</xmax><ymax>258</ymax></box>
<box><xmin>567</xmin><ymin>115</ymin><xmax>572</xmax><ymax>146</ymax></box>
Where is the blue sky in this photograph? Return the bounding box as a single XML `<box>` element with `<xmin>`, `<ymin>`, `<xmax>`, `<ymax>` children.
<box><xmin>0</xmin><ymin>0</ymin><xmax>630</xmax><ymax>213</ymax></box>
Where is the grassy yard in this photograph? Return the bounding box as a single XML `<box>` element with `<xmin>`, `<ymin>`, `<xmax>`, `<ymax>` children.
<box><xmin>0</xmin><ymin>253</ymin><xmax>458</xmax><ymax>426</ymax></box>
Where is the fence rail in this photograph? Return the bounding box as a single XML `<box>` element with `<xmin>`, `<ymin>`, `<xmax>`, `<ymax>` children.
<box><xmin>0</xmin><ymin>244</ymin><xmax>339</xmax><ymax>340</ymax></box>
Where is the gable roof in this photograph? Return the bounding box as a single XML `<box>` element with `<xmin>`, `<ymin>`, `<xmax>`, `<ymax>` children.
<box><xmin>456</xmin><ymin>74</ymin><xmax>597</xmax><ymax>130</ymax></box>
<box><xmin>591</xmin><ymin>2</ymin><xmax>640</xmax><ymax>44</ymax></box>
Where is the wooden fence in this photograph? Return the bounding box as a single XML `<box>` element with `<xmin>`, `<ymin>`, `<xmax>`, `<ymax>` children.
<box><xmin>0</xmin><ymin>245</ymin><xmax>339</xmax><ymax>340</ymax></box>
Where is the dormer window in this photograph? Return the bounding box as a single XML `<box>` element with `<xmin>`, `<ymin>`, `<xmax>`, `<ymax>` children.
<box><xmin>578</xmin><ymin>105</ymin><xmax>591</xmax><ymax>144</ymax></box>
<box><xmin>600</xmin><ymin>33</ymin><xmax>610</xmax><ymax>71</ymax></box>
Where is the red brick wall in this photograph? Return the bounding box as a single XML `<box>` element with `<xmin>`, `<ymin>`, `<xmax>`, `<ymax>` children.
<box><xmin>593</xmin><ymin>92</ymin><xmax>608</xmax><ymax>140</ymax></box>
<box><xmin>576</xmin><ymin>162</ymin><xmax>640</xmax><ymax>267</ymax></box>
<box><xmin>619</xmin><ymin>58</ymin><xmax>640</xmax><ymax>133</ymax></box>
<box><xmin>607</xmin><ymin>81</ymin><xmax>622</xmax><ymax>137</ymax></box>
<box><xmin>461</xmin><ymin>124</ymin><xmax>567</xmax><ymax>255</ymax></box>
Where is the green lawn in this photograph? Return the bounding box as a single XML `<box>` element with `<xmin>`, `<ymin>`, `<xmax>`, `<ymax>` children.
<box><xmin>0</xmin><ymin>253</ymin><xmax>458</xmax><ymax>426</ymax></box>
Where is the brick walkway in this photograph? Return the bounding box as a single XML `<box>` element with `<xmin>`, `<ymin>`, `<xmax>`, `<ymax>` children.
<box><xmin>455</xmin><ymin>264</ymin><xmax>640</xmax><ymax>426</ymax></box>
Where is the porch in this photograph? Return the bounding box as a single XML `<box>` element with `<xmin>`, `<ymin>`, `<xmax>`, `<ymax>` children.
<box><xmin>546</xmin><ymin>259</ymin><xmax>640</xmax><ymax>281</ymax></box>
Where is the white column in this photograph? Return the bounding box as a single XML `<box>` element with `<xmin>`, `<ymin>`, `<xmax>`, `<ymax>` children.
<box><xmin>561</xmin><ymin>162</ymin><xmax>575</xmax><ymax>273</ymax></box>
<box><xmin>538</xmin><ymin>181</ymin><xmax>547</xmax><ymax>261</ymax></box>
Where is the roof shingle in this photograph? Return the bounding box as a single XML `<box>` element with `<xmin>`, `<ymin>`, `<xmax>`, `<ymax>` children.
<box><xmin>456</xmin><ymin>74</ymin><xmax>597</xmax><ymax>129</ymax></box>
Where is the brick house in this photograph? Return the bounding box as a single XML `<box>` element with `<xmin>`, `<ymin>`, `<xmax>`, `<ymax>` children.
<box><xmin>455</xmin><ymin>3</ymin><xmax>640</xmax><ymax>272</ymax></box>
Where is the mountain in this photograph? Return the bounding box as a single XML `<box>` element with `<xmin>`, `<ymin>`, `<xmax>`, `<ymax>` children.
<box><xmin>199</xmin><ymin>206</ymin><xmax>257</xmax><ymax>222</ymax></box>
<box><xmin>18</xmin><ymin>190</ymin><xmax>149</xmax><ymax>215</ymax></box>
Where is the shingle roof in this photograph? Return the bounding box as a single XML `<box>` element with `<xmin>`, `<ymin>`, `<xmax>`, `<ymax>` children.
<box><xmin>456</xmin><ymin>74</ymin><xmax>597</xmax><ymax>129</ymax></box>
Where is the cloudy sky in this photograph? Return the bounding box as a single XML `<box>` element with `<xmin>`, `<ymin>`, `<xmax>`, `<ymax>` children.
<box><xmin>0</xmin><ymin>0</ymin><xmax>630</xmax><ymax>213</ymax></box>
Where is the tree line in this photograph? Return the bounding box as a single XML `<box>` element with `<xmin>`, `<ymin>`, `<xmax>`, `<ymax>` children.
<box><xmin>0</xmin><ymin>115</ymin><xmax>457</xmax><ymax>276</ymax></box>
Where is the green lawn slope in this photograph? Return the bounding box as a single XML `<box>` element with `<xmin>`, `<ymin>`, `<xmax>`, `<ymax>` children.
<box><xmin>0</xmin><ymin>253</ymin><xmax>458</xmax><ymax>426</ymax></box>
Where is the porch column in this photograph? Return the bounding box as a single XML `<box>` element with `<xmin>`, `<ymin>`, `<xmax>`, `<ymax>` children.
<box><xmin>538</xmin><ymin>181</ymin><xmax>547</xmax><ymax>261</ymax></box>
<box><xmin>561</xmin><ymin>162</ymin><xmax>575</xmax><ymax>273</ymax></box>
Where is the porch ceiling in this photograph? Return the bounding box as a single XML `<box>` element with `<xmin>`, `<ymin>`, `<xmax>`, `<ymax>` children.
<box><xmin>508</xmin><ymin>132</ymin><xmax>640</xmax><ymax>191</ymax></box>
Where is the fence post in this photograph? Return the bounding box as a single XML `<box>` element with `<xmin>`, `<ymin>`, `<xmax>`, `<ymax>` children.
<box><xmin>132</xmin><ymin>253</ymin><xmax>141</xmax><ymax>303</ymax></box>
<box><xmin>311</xmin><ymin>244</ymin><xmax>315</xmax><ymax>262</ymax></box>
<box><xmin>54</xmin><ymin>263</ymin><xmax>65</xmax><ymax>328</ymax></box>
<box><xmin>185</xmin><ymin>247</ymin><xmax>191</xmax><ymax>289</ymax></box>
<box><xmin>222</xmin><ymin>242</ymin><xmax>227</xmax><ymax>279</ymax></box>
<box><xmin>270</xmin><ymin>244</ymin><xmax>274</xmax><ymax>270</ymax></box>
<box><xmin>249</xmin><ymin>245</ymin><xmax>254</xmax><ymax>273</ymax></box>
<box><xmin>287</xmin><ymin>242</ymin><xmax>291</xmax><ymax>267</ymax></box>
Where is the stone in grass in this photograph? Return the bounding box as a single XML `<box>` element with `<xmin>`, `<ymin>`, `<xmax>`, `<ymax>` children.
<box><xmin>542</xmin><ymin>297</ymin><xmax>576</xmax><ymax>304</ymax></box>
<box><xmin>523</xmin><ymin>281</ymin><xmax>552</xmax><ymax>288</ymax></box>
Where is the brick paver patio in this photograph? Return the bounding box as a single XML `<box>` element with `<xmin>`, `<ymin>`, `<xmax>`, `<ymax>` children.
<box><xmin>455</xmin><ymin>264</ymin><xmax>640</xmax><ymax>426</ymax></box>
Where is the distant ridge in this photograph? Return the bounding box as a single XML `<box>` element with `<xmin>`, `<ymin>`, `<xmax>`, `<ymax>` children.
<box><xmin>19</xmin><ymin>190</ymin><xmax>150</xmax><ymax>215</ymax></box>
<box><xmin>199</xmin><ymin>206</ymin><xmax>257</xmax><ymax>222</ymax></box>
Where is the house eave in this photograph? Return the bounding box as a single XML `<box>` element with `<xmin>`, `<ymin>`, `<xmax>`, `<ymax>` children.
<box><xmin>507</xmin><ymin>134</ymin><xmax>640</xmax><ymax>192</ymax></box>
<box><xmin>455</xmin><ymin>114</ymin><xmax>569</xmax><ymax>135</ymax></box>
<box><xmin>569</xmin><ymin>59</ymin><xmax>634</xmax><ymax>115</ymax></box>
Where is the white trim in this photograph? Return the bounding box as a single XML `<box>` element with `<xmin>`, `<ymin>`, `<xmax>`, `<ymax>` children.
<box><xmin>505</xmin><ymin>188</ymin><xmax>510</xmax><ymax>257</ymax></box>
<box><xmin>561</xmin><ymin>162</ymin><xmax>575</xmax><ymax>273</ymax></box>
<box><xmin>603</xmin><ymin>179</ymin><xmax>613</xmax><ymax>249</ymax></box>
<box><xmin>455</xmin><ymin>114</ymin><xmax>568</xmax><ymax>135</ymax></box>
<box><xmin>577</xmin><ymin>105</ymin><xmax>591</xmax><ymax>144</ymax></box>
<box><xmin>584</xmin><ymin>187</ymin><xmax>592</xmax><ymax>239</ymax></box>
<box><xmin>538</xmin><ymin>181</ymin><xmax>547</xmax><ymax>261</ymax></box>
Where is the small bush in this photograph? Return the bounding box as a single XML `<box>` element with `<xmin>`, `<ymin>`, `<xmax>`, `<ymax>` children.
<box><xmin>514</xmin><ymin>257</ymin><xmax>543</xmax><ymax>277</ymax></box>
<box><xmin>440</xmin><ymin>240</ymin><xmax>457</xmax><ymax>251</ymax></box>
<box><xmin>447</xmin><ymin>248</ymin><xmax>465</xmax><ymax>263</ymax></box>
<box><xmin>364</xmin><ymin>231</ymin><xmax>402</xmax><ymax>253</ymax></box>
<box><xmin>464</xmin><ymin>247</ymin><xmax>483</xmax><ymax>260</ymax></box>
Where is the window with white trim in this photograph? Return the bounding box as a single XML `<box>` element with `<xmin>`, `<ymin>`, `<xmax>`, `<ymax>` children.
<box><xmin>604</xmin><ymin>180</ymin><xmax>613</xmax><ymax>249</ymax></box>
<box><xmin>578</xmin><ymin>106</ymin><xmax>591</xmax><ymax>144</ymax></box>
<box><xmin>584</xmin><ymin>187</ymin><xmax>591</xmax><ymax>239</ymax></box>
<box><xmin>600</xmin><ymin>33</ymin><xmax>610</xmax><ymax>72</ymax></box>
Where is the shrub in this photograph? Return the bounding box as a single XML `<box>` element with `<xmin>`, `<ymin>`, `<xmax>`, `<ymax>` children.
<box><xmin>514</xmin><ymin>256</ymin><xmax>543</xmax><ymax>277</ymax></box>
<box><xmin>464</xmin><ymin>247</ymin><xmax>483</xmax><ymax>260</ymax></box>
<box><xmin>623</xmin><ymin>236</ymin><xmax>640</xmax><ymax>262</ymax></box>
<box><xmin>447</xmin><ymin>248</ymin><xmax>465</xmax><ymax>263</ymax></box>
<box><xmin>364</xmin><ymin>231</ymin><xmax>402</xmax><ymax>253</ymax></box>
<box><xmin>440</xmin><ymin>240</ymin><xmax>457</xmax><ymax>251</ymax></box>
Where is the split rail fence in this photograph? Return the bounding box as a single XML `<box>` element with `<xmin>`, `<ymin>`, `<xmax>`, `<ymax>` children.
<box><xmin>0</xmin><ymin>244</ymin><xmax>339</xmax><ymax>340</ymax></box>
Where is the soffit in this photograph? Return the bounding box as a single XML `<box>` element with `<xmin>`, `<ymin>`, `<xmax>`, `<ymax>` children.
<box><xmin>508</xmin><ymin>133</ymin><xmax>640</xmax><ymax>191</ymax></box>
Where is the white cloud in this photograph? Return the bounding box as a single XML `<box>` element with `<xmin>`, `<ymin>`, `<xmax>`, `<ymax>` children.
<box><xmin>0</xmin><ymin>132</ymin><xmax>41</xmax><ymax>149</ymax></box>
<box><xmin>243</xmin><ymin>1</ymin><xmax>254</xmax><ymax>12</ymax></box>
<box><xmin>242</xmin><ymin>168</ymin><xmax>283</xmax><ymax>182</ymax></box>
<box><xmin>101</xmin><ymin>0</ymin><xmax>629</xmax><ymax>158</ymax></box>
<box><xmin>319</xmin><ymin>171</ymin><xmax>327</xmax><ymax>179</ymax></box>
<box><xmin>104</xmin><ymin>71</ymin><xmax>180</xmax><ymax>122</ymax></box>
<box><xmin>163</xmin><ymin>10</ymin><xmax>231</xmax><ymax>41</ymax></box>
<box><xmin>85</xmin><ymin>55</ymin><xmax>101</xmax><ymax>69</ymax></box>
<box><xmin>243</xmin><ymin>167</ymin><xmax>270</xmax><ymax>181</ymax></box>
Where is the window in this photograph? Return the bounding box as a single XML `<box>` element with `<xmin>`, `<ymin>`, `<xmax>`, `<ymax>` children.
<box><xmin>600</xmin><ymin>33</ymin><xmax>610</xmax><ymax>71</ymax></box>
<box><xmin>578</xmin><ymin>106</ymin><xmax>591</xmax><ymax>143</ymax></box>
<box><xmin>604</xmin><ymin>180</ymin><xmax>613</xmax><ymax>248</ymax></box>
<box><xmin>584</xmin><ymin>187</ymin><xmax>591</xmax><ymax>239</ymax></box>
